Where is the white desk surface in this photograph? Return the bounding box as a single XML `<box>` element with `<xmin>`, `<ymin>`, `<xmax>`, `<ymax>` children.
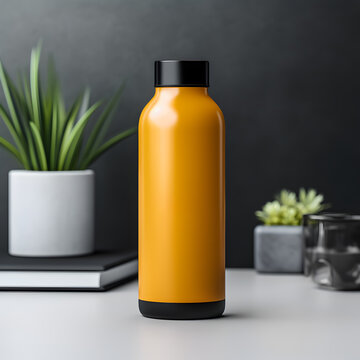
<box><xmin>0</xmin><ymin>269</ymin><xmax>357</xmax><ymax>360</ymax></box>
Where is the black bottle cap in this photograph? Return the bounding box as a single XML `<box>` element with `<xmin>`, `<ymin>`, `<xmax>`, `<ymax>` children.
<box><xmin>154</xmin><ymin>60</ymin><xmax>209</xmax><ymax>87</ymax></box>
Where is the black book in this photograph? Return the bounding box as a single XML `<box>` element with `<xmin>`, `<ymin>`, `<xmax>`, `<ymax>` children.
<box><xmin>0</xmin><ymin>251</ymin><xmax>138</xmax><ymax>291</ymax></box>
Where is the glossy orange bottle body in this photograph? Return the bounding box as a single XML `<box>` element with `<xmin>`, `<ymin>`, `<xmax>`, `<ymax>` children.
<box><xmin>139</xmin><ymin>65</ymin><xmax>225</xmax><ymax>320</ymax></box>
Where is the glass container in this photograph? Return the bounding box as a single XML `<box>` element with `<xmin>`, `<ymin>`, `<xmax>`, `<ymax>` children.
<box><xmin>303</xmin><ymin>213</ymin><xmax>360</xmax><ymax>290</ymax></box>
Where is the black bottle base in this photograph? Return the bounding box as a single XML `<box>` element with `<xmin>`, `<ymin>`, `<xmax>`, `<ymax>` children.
<box><xmin>139</xmin><ymin>299</ymin><xmax>225</xmax><ymax>320</ymax></box>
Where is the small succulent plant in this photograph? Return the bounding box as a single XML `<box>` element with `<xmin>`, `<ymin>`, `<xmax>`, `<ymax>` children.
<box><xmin>255</xmin><ymin>188</ymin><xmax>329</xmax><ymax>226</ymax></box>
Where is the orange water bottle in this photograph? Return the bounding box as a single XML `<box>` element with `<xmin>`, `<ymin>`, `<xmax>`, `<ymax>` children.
<box><xmin>139</xmin><ymin>60</ymin><xmax>225</xmax><ymax>319</ymax></box>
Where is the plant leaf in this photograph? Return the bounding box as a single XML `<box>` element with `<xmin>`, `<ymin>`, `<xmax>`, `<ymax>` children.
<box><xmin>82</xmin><ymin>85</ymin><xmax>124</xmax><ymax>162</ymax></box>
<box><xmin>22</xmin><ymin>122</ymin><xmax>40</xmax><ymax>170</ymax></box>
<box><xmin>0</xmin><ymin>62</ymin><xmax>24</xmax><ymax>138</ymax></box>
<box><xmin>30</xmin><ymin>122</ymin><xmax>47</xmax><ymax>170</ymax></box>
<box><xmin>63</xmin><ymin>128</ymin><xmax>83</xmax><ymax>170</ymax></box>
<box><xmin>78</xmin><ymin>87</ymin><xmax>90</xmax><ymax>120</ymax></box>
<box><xmin>81</xmin><ymin>126</ymin><xmax>137</xmax><ymax>169</ymax></box>
<box><xmin>4</xmin><ymin>71</ymin><xmax>41</xmax><ymax>170</ymax></box>
<box><xmin>0</xmin><ymin>136</ymin><xmax>21</xmax><ymax>163</ymax></box>
<box><xmin>58</xmin><ymin>101</ymin><xmax>101</xmax><ymax>170</ymax></box>
<box><xmin>10</xmin><ymin>73</ymin><xmax>40</xmax><ymax>170</ymax></box>
<box><xmin>0</xmin><ymin>104</ymin><xmax>30</xmax><ymax>169</ymax></box>
<box><xmin>58</xmin><ymin>92</ymin><xmax>84</xmax><ymax>150</ymax></box>
<box><xmin>66</xmin><ymin>136</ymin><xmax>83</xmax><ymax>170</ymax></box>
<box><xmin>62</xmin><ymin>88</ymin><xmax>90</xmax><ymax>170</ymax></box>
<box><xmin>39</xmin><ymin>78</ymin><xmax>51</xmax><ymax>157</ymax></box>
<box><xmin>30</xmin><ymin>42</ymin><xmax>42</xmax><ymax>131</ymax></box>
<box><xmin>49</xmin><ymin>101</ymin><xmax>58</xmax><ymax>170</ymax></box>
<box><xmin>0</xmin><ymin>65</ymin><xmax>31</xmax><ymax>167</ymax></box>
<box><xmin>21</xmin><ymin>70</ymin><xmax>34</xmax><ymax>123</ymax></box>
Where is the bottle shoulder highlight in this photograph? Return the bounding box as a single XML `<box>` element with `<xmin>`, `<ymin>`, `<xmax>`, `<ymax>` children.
<box><xmin>139</xmin><ymin>92</ymin><xmax>224</xmax><ymax>129</ymax></box>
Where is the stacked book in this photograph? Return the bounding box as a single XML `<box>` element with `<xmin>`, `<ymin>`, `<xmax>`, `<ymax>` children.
<box><xmin>0</xmin><ymin>251</ymin><xmax>137</xmax><ymax>291</ymax></box>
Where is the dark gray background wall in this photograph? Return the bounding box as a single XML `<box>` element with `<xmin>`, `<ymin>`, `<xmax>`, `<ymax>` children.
<box><xmin>0</xmin><ymin>0</ymin><xmax>359</xmax><ymax>266</ymax></box>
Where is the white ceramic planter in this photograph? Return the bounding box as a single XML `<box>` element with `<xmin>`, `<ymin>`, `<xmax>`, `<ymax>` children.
<box><xmin>9</xmin><ymin>170</ymin><xmax>95</xmax><ymax>257</ymax></box>
<box><xmin>254</xmin><ymin>225</ymin><xmax>303</xmax><ymax>273</ymax></box>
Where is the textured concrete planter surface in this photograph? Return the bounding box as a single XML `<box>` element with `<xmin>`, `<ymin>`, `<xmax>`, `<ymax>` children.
<box><xmin>9</xmin><ymin>170</ymin><xmax>95</xmax><ymax>257</ymax></box>
<box><xmin>254</xmin><ymin>225</ymin><xmax>303</xmax><ymax>273</ymax></box>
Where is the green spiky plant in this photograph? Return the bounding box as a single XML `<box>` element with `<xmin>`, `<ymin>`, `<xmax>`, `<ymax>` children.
<box><xmin>255</xmin><ymin>188</ymin><xmax>329</xmax><ymax>226</ymax></box>
<box><xmin>0</xmin><ymin>43</ymin><xmax>137</xmax><ymax>170</ymax></box>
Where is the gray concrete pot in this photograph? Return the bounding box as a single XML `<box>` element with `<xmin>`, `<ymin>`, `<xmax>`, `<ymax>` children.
<box><xmin>9</xmin><ymin>170</ymin><xmax>95</xmax><ymax>257</ymax></box>
<box><xmin>254</xmin><ymin>225</ymin><xmax>303</xmax><ymax>273</ymax></box>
